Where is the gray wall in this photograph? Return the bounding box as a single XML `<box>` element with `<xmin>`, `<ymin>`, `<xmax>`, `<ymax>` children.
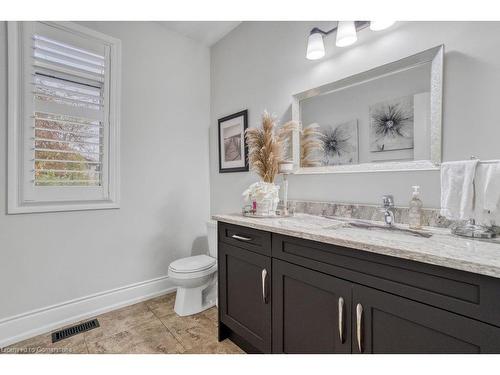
<box><xmin>209</xmin><ymin>21</ymin><xmax>500</xmax><ymax>213</ymax></box>
<box><xmin>0</xmin><ymin>21</ymin><xmax>211</xmax><ymax>319</ymax></box>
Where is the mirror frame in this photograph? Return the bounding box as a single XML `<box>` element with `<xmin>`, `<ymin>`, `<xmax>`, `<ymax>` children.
<box><xmin>291</xmin><ymin>45</ymin><xmax>444</xmax><ymax>174</ymax></box>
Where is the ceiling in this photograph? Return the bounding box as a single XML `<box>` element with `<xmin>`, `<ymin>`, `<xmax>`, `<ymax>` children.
<box><xmin>157</xmin><ymin>21</ymin><xmax>242</xmax><ymax>46</ymax></box>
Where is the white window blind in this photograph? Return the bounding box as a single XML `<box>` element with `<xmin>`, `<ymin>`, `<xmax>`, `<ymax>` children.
<box><xmin>8</xmin><ymin>21</ymin><xmax>121</xmax><ymax>213</ymax></box>
<box><xmin>32</xmin><ymin>33</ymin><xmax>106</xmax><ymax>187</ymax></box>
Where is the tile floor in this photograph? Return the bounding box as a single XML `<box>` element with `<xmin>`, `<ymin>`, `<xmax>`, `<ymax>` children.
<box><xmin>3</xmin><ymin>292</ymin><xmax>244</xmax><ymax>354</ymax></box>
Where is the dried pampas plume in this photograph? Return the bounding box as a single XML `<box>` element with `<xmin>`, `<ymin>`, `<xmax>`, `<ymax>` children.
<box><xmin>279</xmin><ymin>120</ymin><xmax>299</xmax><ymax>160</ymax></box>
<box><xmin>300</xmin><ymin>123</ymin><xmax>324</xmax><ymax>167</ymax></box>
<box><xmin>245</xmin><ymin>112</ymin><xmax>297</xmax><ymax>183</ymax></box>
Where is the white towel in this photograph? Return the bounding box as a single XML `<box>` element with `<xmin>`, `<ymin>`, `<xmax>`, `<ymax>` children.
<box><xmin>473</xmin><ymin>162</ymin><xmax>500</xmax><ymax>226</ymax></box>
<box><xmin>440</xmin><ymin>160</ymin><xmax>479</xmax><ymax>220</ymax></box>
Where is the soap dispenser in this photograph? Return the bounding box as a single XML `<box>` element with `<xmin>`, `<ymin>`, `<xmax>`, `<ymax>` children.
<box><xmin>409</xmin><ymin>186</ymin><xmax>423</xmax><ymax>230</ymax></box>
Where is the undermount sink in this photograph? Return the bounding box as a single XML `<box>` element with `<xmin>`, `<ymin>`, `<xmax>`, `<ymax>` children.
<box><xmin>324</xmin><ymin>217</ymin><xmax>433</xmax><ymax>238</ymax></box>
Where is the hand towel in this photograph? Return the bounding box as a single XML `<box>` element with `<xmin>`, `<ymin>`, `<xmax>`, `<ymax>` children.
<box><xmin>440</xmin><ymin>160</ymin><xmax>479</xmax><ymax>220</ymax></box>
<box><xmin>483</xmin><ymin>163</ymin><xmax>500</xmax><ymax>212</ymax></box>
<box><xmin>473</xmin><ymin>162</ymin><xmax>500</xmax><ymax>226</ymax></box>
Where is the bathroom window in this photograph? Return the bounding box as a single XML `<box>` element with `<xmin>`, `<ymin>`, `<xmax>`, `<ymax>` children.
<box><xmin>7</xmin><ymin>21</ymin><xmax>121</xmax><ymax>213</ymax></box>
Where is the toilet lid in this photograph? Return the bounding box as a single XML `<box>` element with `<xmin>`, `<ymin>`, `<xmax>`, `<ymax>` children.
<box><xmin>169</xmin><ymin>255</ymin><xmax>216</xmax><ymax>273</ymax></box>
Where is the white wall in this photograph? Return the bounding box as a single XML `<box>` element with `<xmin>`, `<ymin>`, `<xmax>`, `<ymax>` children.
<box><xmin>0</xmin><ymin>21</ymin><xmax>211</xmax><ymax>342</ymax></box>
<box><xmin>210</xmin><ymin>21</ymin><xmax>500</xmax><ymax>213</ymax></box>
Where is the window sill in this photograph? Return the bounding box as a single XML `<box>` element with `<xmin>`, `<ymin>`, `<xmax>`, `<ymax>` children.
<box><xmin>7</xmin><ymin>200</ymin><xmax>120</xmax><ymax>214</ymax></box>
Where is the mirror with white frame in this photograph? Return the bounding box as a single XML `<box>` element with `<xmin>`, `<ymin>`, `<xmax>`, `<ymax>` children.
<box><xmin>291</xmin><ymin>45</ymin><xmax>443</xmax><ymax>174</ymax></box>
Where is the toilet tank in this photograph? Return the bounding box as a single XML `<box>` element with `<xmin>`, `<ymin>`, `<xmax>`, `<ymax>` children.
<box><xmin>207</xmin><ymin>220</ymin><xmax>218</xmax><ymax>258</ymax></box>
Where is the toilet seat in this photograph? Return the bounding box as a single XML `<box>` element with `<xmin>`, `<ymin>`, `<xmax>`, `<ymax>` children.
<box><xmin>168</xmin><ymin>264</ymin><xmax>217</xmax><ymax>280</ymax></box>
<box><xmin>168</xmin><ymin>255</ymin><xmax>217</xmax><ymax>277</ymax></box>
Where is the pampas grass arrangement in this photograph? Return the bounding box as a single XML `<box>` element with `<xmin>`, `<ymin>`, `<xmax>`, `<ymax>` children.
<box><xmin>300</xmin><ymin>123</ymin><xmax>324</xmax><ymax>167</ymax></box>
<box><xmin>245</xmin><ymin>112</ymin><xmax>323</xmax><ymax>182</ymax></box>
<box><xmin>245</xmin><ymin>112</ymin><xmax>296</xmax><ymax>183</ymax></box>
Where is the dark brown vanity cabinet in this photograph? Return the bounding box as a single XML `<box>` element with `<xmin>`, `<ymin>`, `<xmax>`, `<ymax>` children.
<box><xmin>217</xmin><ymin>222</ymin><xmax>500</xmax><ymax>354</ymax></box>
<box><xmin>272</xmin><ymin>259</ymin><xmax>351</xmax><ymax>353</ymax></box>
<box><xmin>352</xmin><ymin>284</ymin><xmax>500</xmax><ymax>354</ymax></box>
<box><xmin>218</xmin><ymin>241</ymin><xmax>272</xmax><ymax>353</ymax></box>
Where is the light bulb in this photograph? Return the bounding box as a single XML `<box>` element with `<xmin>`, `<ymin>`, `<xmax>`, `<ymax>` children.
<box><xmin>370</xmin><ymin>21</ymin><xmax>395</xmax><ymax>31</ymax></box>
<box><xmin>306</xmin><ymin>31</ymin><xmax>325</xmax><ymax>60</ymax></box>
<box><xmin>336</xmin><ymin>21</ymin><xmax>357</xmax><ymax>47</ymax></box>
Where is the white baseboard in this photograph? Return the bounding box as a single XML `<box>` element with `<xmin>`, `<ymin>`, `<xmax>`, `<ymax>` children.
<box><xmin>0</xmin><ymin>275</ymin><xmax>176</xmax><ymax>348</ymax></box>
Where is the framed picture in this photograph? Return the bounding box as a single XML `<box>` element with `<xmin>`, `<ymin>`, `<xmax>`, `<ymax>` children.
<box><xmin>369</xmin><ymin>95</ymin><xmax>414</xmax><ymax>152</ymax></box>
<box><xmin>218</xmin><ymin>110</ymin><xmax>249</xmax><ymax>173</ymax></box>
<box><xmin>319</xmin><ymin>120</ymin><xmax>359</xmax><ymax>166</ymax></box>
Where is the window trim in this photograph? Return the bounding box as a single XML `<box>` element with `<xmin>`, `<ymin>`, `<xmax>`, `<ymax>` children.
<box><xmin>7</xmin><ymin>21</ymin><xmax>121</xmax><ymax>214</ymax></box>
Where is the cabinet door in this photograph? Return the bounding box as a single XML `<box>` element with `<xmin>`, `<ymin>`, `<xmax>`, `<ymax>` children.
<box><xmin>219</xmin><ymin>243</ymin><xmax>272</xmax><ymax>353</ymax></box>
<box><xmin>273</xmin><ymin>259</ymin><xmax>352</xmax><ymax>353</ymax></box>
<box><xmin>352</xmin><ymin>284</ymin><xmax>500</xmax><ymax>354</ymax></box>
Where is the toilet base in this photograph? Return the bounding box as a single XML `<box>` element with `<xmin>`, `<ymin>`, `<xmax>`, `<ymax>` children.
<box><xmin>174</xmin><ymin>278</ymin><xmax>217</xmax><ymax>316</ymax></box>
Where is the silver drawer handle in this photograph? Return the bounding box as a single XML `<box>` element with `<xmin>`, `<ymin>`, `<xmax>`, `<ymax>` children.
<box><xmin>356</xmin><ymin>303</ymin><xmax>363</xmax><ymax>353</ymax></box>
<box><xmin>338</xmin><ymin>297</ymin><xmax>344</xmax><ymax>343</ymax></box>
<box><xmin>231</xmin><ymin>234</ymin><xmax>252</xmax><ymax>241</ymax></box>
<box><xmin>261</xmin><ymin>269</ymin><xmax>268</xmax><ymax>303</ymax></box>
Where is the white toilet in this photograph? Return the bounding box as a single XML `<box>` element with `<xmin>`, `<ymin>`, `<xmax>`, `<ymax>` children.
<box><xmin>168</xmin><ymin>220</ymin><xmax>218</xmax><ymax>316</ymax></box>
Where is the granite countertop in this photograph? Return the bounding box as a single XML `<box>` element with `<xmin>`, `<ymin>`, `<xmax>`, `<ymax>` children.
<box><xmin>212</xmin><ymin>213</ymin><xmax>500</xmax><ymax>279</ymax></box>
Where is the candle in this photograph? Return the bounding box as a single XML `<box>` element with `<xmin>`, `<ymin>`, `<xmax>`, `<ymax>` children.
<box><xmin>279</xmin><ymin>162</ymin><xmax>294</xmax><ymax>174</ymax></box>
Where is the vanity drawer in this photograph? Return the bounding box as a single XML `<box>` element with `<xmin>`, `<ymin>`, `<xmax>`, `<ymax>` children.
<box><xmin>218</xmin><ymin>222</ymin><xmax>271</xmax><ymax>256</ymax></box>
<box><xmin>272</xmin><ymin>234</ymin><xmax>500</xmax><ymax>328</ymax></box>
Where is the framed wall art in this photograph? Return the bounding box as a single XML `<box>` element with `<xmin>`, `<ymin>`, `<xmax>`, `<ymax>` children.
<box><xmin>218</xmin><ymin>110</ymin><xmax>249</xmax><ymax>173</ymax></box>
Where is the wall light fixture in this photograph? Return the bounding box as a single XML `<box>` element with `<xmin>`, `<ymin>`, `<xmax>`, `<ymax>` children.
<box><xmin>306</xmin><ymin>21</ymin><xmax>396</xmax><ymax>60</ymax></box>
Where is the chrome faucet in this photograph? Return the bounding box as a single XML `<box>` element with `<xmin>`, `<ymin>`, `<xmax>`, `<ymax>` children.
<box><xmin>381</xmin><ymin>195</ymin><xmax>395</xmax><ymax>226</ymax></box>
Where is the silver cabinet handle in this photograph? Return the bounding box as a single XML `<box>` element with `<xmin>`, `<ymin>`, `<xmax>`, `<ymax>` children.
<box><xmin>338</xmin><ymin>297</ymin><xmax>344</xmax><ymax>343</ymax></box>
<box><xmin>231</xmin><ymin>234</ymin><xmax>252</xmax><ymax>241</ymax></box>
<box><xmin>356</xmin><ymin>303</ymin><xmax>363</xmax><ymax>353</ymax></box>
<box><xmin>261</xmin><ymin>269</ymin><xmax>268</xmax><ymax>303</ymax></box>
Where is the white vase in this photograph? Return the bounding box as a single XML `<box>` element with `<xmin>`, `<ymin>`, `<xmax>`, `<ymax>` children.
<box><xmin>243</xmin><ymin>181</ymin><xmax>280</xmax><ymax>216</ymax></box>
<box><xmin>255</xmin><ymin>186</ymin><xmax>279</xmax><ymax>216</ymax></box>
<box><xmin>256</xmin><ymin>198</ymin><xmax>273</xmax><ymax>216</ymax></box>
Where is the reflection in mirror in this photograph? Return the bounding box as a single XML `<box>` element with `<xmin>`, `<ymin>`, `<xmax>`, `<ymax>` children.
<box><xmin>292</xmin><ymin>45</ymin><xmax>443</xmax><ymax>174</ymax></box>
